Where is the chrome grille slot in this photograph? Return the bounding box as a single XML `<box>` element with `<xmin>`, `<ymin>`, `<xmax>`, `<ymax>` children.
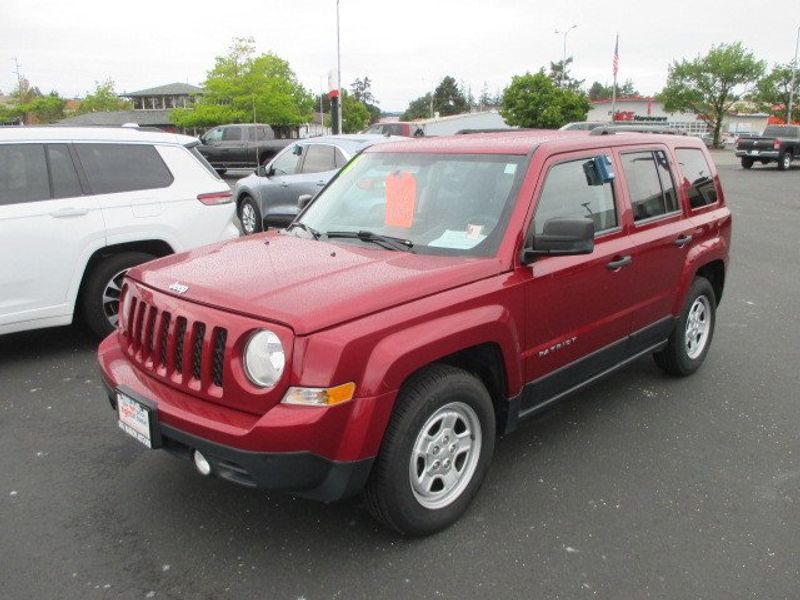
<box><xmin>158</xmin><ymin>312</ymin><xmax>171</xmax><ymax>367</ymax></box>
<box><xmin>174</xmin><ymin>317</ymin><xmax>187</xmax><ymax>374</ymax></box>
<box><xmin>191</xmin><ymin>323</ymin><xmax>206</xmax><ymax>381</ymax></box>
<box><xmin>211</xmin><ymin>328</ymin><xmax>227</xmax><ymax>387</ymax></box>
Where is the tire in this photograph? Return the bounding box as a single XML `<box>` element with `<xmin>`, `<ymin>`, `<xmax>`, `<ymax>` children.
<box><xmin>777</xmin><ymin>152</ymin><xmax>792</xmax><ymax>171</ymax></box>
<box><xmin>81</xmin><ymin>251</ymin><xmax>155</xmax><ymax>339</ymax></box>
<box><xmin>653</xmin><ymin>277</ymin><xmax>716</xmax><ymax>376</ymax></box>
<box><xmin>740</xmin><ymin>157</ymin><xmax>754</xmax><ymax>169</ymax></box>
<box><xmin>363</xmin><ymin>364</ymin><xmax>495</xmax><ymax>536</ymax></box>
<box><xmin>238</xmin><ymin>195</ymin><xmax>263</xmax><ymax>235</ymax></box>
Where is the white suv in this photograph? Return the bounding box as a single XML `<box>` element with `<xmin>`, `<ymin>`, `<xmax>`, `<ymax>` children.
<box><xmin>0</xmin><ymin>127</ymin><xmax>239</xmax><ymax>338</ymax></box>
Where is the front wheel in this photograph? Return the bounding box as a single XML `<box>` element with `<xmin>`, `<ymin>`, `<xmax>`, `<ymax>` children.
<box><xmin>238</xmin><ymin>196</ymin><xmax>263</xmax><ymax>235</ymax></box>
<box><xmin>81</xmin><ymin>251</ymin><xmax>155</xmax><ymax>339</ymax></box>
<box><xmin>653</xmin><ymin>277</ymin><xmax>716</xmax><ymax>376</ymax></box>
<box><xmin>363</xmin><ymin>364</ymin><xmax>495</xmax><ymax>536</ymax></box>
<box><xmin>740</xmin><ymin>157</ymin><xmax>754</xmax><ymax>169</ymax></box>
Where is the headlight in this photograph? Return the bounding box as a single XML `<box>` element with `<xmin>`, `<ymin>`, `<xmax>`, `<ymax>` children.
<box><xmin>243</xmin><ymin>330</ymin><xmax>285</xmax><ymax>388</ymax></box>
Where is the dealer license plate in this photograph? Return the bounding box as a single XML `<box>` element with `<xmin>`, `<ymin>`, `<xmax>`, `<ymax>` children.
<box><xmin>117</xmin><ymin>392</ymin><xmax>155</xmax><ymax>448</ymax></box>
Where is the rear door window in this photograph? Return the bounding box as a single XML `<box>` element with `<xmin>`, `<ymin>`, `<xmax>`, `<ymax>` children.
<box><xmin>46</xmin><ymin>144</ymin><xmax>82</xmax><ymax>199</ymax></box>
<box><xmin>620</xmin><ymin>150</ymin><xmax>679</xmax><ymax>222</ymax></box>
<box><xmin>301</xmin><ymin>145</ymin><xmax>337</xmax><ymax>173</ymax></box>
<box><xmin>676</xmin><ymin>148</ymin><xmax>718</xmax><ymax>208</ymax></box>
<box><xmin>0</xmin><ymin>143</ymin><xmax>50</xmax><ymax>205</ymax></box>
<box><xmin>76</xmin><ymin>143</ymin><xmax>174</xmax><ymax>194</ymax></box>
<box><xmin>533</xmin><ymin>156</ymin><xmax>619</xmax><ymax>235</ymax></box>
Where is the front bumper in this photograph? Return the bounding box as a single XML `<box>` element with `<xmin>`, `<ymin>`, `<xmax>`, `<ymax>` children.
<box><xmin>99</xmin><ymin>335</ymin><xmax>395</xmax><ymax>502</ymax></box>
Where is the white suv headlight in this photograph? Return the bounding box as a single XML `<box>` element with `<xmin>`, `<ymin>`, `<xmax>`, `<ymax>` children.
<box><xmin>243</xmin><ymin>330</ymin><xmax>285</xmax><ymax>388</ymax></box>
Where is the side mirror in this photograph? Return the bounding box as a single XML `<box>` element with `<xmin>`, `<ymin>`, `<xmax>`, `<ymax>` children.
<box><xmin>521</xmin><ymin>217</ymin><xmax>595</xmax><ymax>264</ymax></box>
<box><xmin>256</xmin><ymin>165</ymin><xmax>267</xmax><ymax>177</ymax></box>
<box><xmin>297</xmin><ymin>194</ymin><xmax>313</xmax><ymax>210</ymax></box>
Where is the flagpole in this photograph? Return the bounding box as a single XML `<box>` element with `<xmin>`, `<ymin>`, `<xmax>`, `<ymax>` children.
<box><xmin>610</xmin><ymin>33</ymin><xmax>619</xmax><ymax>123</ymax></box>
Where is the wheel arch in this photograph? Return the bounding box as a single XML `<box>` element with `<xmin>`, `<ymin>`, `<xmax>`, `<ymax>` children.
<box><xmin>73</xmin><ymin>239</ymin><xmax>174</xmax><ymax>318</ymax></box>
<box><xmin>695</xmin><ymin>259</ymin><xmax>725</xmax><ymax>305</ymax></box>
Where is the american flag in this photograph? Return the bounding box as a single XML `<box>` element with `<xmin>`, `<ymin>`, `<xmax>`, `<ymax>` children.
<box><xmin>612</xmin><ymin>34</ymin><xmax>619</xmax><ymax>79</ymax></box>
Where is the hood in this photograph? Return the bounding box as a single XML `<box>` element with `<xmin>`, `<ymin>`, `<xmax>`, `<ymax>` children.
<box><xmin>129</xmin><ymin>232</ymin><xmax>504</xmax><ymax>335</ymax></box>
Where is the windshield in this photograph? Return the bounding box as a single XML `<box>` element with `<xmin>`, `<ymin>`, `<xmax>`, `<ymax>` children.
<box><xmin>296</xmin><ymin>152</ymin><xmax>525</xmax><ymax>256</ymax></box>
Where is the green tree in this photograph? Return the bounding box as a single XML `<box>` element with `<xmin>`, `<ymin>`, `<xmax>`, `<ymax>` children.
<box><xmin>433</xmin><ymin>76</ymin><xmax>469</xmax><ymax>116</ymax></box>
<box><xmin>548</xmin><ymin>57</ymin><xmax>584</xmax><ymax>91</ymax></box>
<box><xmin>659</xmin><ymin>42</ymin><xmax>765</xmax><ymax>148</ymax></box>
<box><xmin>478</xmin><ymin>82</ymin><xmax>500</xmax><ymax>110</ymax></box>
<box><xmin>170</xmin><ymin>37</ymin><xmax>314</xmax><ymax>129</ymax></box>
<box><xmin>752</xmin><ymin>63</ymin><xmax>800</xmax><ymax>123</ymax></box>
<box><xmin>588</xmin><ymin>79</ymin><xmax>639</xmax><ymax>101</ymax></box>
<box><xmin>500</xmin><ymin>69</ymin><xmax>590</xmax><ymax>128</ymax></box>
<box><xmin>350</xmin><ymin>76</ymin><xmax>381</xmax><ymax>123</ymax></box>
<box><xmin>23</xmin><ymin>92</ymin><xmax>66</xmax><ymax>123</ymax></box>
<box><xmin>401</xmin><ymin>93</ymin><xmax>433</xmax><ymax>121</ymax></box>
<box><xmin>341</xmin><ymin>91</ymin><xmax>370</xmax><ymax>133</ymax></box>
<box><xmin>78</xmin><ymin>79</ymin><xmax>132</xmax><ymax>113</ymax></box>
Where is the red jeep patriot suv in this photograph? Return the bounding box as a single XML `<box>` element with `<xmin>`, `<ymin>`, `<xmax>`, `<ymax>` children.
<box><xmin>98</xmin><ymin>130</ymin><xmax>731</xmax><ymax>535</ymax></box>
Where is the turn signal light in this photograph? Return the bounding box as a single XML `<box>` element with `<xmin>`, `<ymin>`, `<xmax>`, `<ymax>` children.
<box><xmin>281</xmin><ymin>382</ymin><xmax>356</xmax><ymax>406</ymax></box>
<box><xmin>197</xmin><ymin>191</ymin><xmax>233</xmax><ymax>205</ymax></box>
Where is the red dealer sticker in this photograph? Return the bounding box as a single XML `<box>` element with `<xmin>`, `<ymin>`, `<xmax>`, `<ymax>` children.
<box><xmin>384</xmin><ymin>171</ymin><xmax>417</xmax><ymax>228</ymax></box>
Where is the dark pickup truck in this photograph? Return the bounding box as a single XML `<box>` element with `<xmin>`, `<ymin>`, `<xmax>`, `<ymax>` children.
<box><xmin>735</xmin><ymin>125</ymin><xmax>800</xmax><ymax>170</ymax></box>
<box><xmin>197</xmin><ymin>124</ymin><xmax>294</xmax><ymax>174</ymax></box>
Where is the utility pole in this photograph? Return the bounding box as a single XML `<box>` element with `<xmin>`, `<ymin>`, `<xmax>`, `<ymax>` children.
<box><xmin>554</xmin><ymin>25</ymin><xmax>577</xmax><ymax>88</ymax></box>
<box><xmin>788</xmin><ymin>26</ymin><xmax>800</xmax><ymax>125</ymax></box>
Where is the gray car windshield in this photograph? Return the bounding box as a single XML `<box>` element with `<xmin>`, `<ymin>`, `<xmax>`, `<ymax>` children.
<box><xmin>296</xmin><ymin>152</ymin><xmax>525</xmax><ymax>256</ymax></box>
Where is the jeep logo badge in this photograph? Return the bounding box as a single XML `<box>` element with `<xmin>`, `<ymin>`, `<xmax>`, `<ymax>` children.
<box><xmin>169</xmin><ymin>282</ymin><xmax>189</xmax><ymax>294</ymax></box>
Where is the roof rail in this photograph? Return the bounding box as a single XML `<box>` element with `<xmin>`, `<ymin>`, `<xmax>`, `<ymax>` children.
<box><xmin>589</xmin><ymin>125</ymin><xmax>688</xmax><ymax>136</ymax></box>
<box><xmin>454</xmin><ymin>128</ymin><xmax>527</xmax><ymax>135</ymax></box>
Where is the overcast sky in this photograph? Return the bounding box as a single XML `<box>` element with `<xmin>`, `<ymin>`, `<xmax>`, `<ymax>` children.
<box><xmin>1</xmin><ymin>0</ymin><xmax>798</xmax><ymax>112</ymax></box>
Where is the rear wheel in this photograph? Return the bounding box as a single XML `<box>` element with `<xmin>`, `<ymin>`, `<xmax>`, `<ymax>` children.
<box><xmin>238</xmin><ymin>195</ymin><xmax>262</xmax><ymax>235</ymax></box>
<box><xmin>653</xmin><ymin>277</ymin><xmax>716</xmax><ymax>376</ymax></box>
<box><xmin>778</xmin><ymin>152</ymin><xmax>792</xmax><ymax>171</ymax></box>
<box><xmin>740</xmin><ymin>157</ymin><xmax>754</xmax><ymax>169</ymax></box>
<box><xmin>363</xmin><ymin>364</ymin><xmax>495</xmax><ymax>536</ymax></box>
<box><xmin>81</xmin><ymin>251</ymin><xmax>155</xmax><ymax>339</ymax></box>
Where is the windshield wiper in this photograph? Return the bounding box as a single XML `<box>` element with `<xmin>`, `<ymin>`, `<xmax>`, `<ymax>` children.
<box><xmin>286</xmin><ymin>221</ymin><xmax>321</xmax><ymax>239</ymax></box>
<box><xmin>325</xmin><ymin>230</ymin><xmax>414</xmax><ymax>252</ymax></box>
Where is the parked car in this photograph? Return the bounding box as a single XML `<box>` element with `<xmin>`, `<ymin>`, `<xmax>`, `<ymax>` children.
<box><xmin>735</xmin><ymin>125</ymin><xmax>800</xmax><ymax>170</ymax></box>
<box><xmin>0</xmin><ymin>126</ymin><xmax>238</xmax><ymax>338</ymax></box>
<box><xmin>233</xmin><ymin>134</ymin><xmax>406</xmax><ymax>234</ymax></box>
<box><xmin>197</xmin><ymin>123</ymin><xmax>294</xmax><ymax>174</ymax></box>
<box><xmin>559</xmin><ymin>121</ymin><xmax>609</xmax><ymax>131</ymax></box>
<box><xmin>99</xmin><ymin>130</ymin><xmax>730</xmax><ymax>535</ymax></box>
<box><xmin>362</xmin><ymin>121</ymin><xmax>422</xmax><ymax>137</ymax></box>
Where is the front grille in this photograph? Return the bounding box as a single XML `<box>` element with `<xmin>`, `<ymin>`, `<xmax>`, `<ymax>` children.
<box><xmin>122</xmin><ymin>296</ymin><xmax>227</xmax><ymax>392</ymax></box>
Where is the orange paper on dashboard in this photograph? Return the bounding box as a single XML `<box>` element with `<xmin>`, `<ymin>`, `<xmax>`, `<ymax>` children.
<box><xmin>384</xmin><ymin>171</ymin><xmax>417</xmax><ymax>228</ymax></box>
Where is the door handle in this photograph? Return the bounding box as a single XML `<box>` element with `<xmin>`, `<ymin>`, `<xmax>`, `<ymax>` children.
<box><xmin>674</xmin><ymin>234</ymin><xmax>693</xmax><ymax>248</ymax></box>
<box><xmin>315</xmin><ymin>181</ymin><xmax>326</xmax><ymax>186</ymax></box>
<box><xmin>50</xmin><ymin>207</ymin><xmax>88</xmax><ymax>218</ymax></box>
<box><xmin>280</xmin><ymin>181</ymin><xmax>289</xmax><ymax>188</ymax></box>
<box><xmin>606</xmin><ymin>255</ymin><xmax>632</xmax><ymax>270</ymax></box>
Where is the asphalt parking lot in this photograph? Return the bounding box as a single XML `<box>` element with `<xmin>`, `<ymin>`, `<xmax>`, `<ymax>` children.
<box><xmin>2</xmin><ymin>151</ymin><xmax>799</xmax><ymax>600</ymax></box>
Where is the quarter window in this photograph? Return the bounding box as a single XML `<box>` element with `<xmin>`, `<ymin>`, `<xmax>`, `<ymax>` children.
<box><xmin>0</xmin><ymin>144</ymin><xmax>50</xmax><ymax>205</ymax></box>
<box><xmin>302</xmin><ymin>145</ymin><xmax>337</xmax><ymax>174</ymax></box>
<box><xmin>676</xmin><ymin>148</ymin><xmax>718</xmax><ymax>209</ymax></box>
<box><xmin>46</xmin><ymin>144</ymin><xmax>82</xmax><ymax>199</ymax></box>
<box><xmin>621</xmin><ymin>151</ymin><xmax>679</xmax><ymax>222</ymax></box>
<box><xmin>533</xmin><ymin>156</ymin><xmax>619</xmax><ymax>235</ymax></box>
<box><xmin>76</xmin><ymin>144</ymin><xmax>173</xmax><ymax>194</ymax></box>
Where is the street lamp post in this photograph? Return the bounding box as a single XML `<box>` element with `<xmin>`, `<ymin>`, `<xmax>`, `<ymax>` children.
<box><xmin>554</xmin><ymin>25</ymin><xmax>577</xmax><ymax>88</ymax></box>
<box><xmin>336</xmin><ymin>0</ymin><xmax>343</xmax><ymax>134</ymax></box>
<box><xmin>788</xmin><ymin>25</ymin><xmax>800</xmax><ymax>125</ymax></box>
